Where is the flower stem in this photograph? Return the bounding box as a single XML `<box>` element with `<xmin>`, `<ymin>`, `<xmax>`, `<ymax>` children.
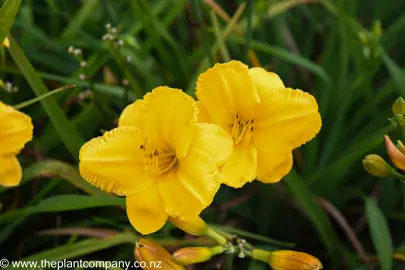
<box><xmin>206</xmin><ymin>227</ymin><xmax>228</xmax><ymax>246</ymax></box>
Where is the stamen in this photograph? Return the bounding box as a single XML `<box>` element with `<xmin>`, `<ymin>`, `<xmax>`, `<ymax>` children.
<box><xmin>230</xmin><ymin>113</ymin><xmax>254</xmax><ymax>145</ymax></box>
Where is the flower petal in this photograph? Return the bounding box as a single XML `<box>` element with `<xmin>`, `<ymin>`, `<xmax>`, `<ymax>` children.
<box><xmin>79</xmin><ymin>126</ymin><xmax>153</xmax><ymax>196</ymax></box>
<box><xmin>3</xmin><ymin>37</ymin><xmax>9</xmax><ymax>48</ymax></box>
<box><xmin>249</xmin><ymin>67</ymin><xmax>285</xmax><ymax>94</ymax></box>
<box><xmin>196</xmin><ymin>61</ymin><xmax>260</xmax><ymax>128</ymax></box>
<box><xmin>158</xmin><ymin>149</ymin><xmax>220</xmax><ymax>218</ymax></box>
<box><xmin>118</xmin><ymin>99</ymin><xmax>144</xmax><ymax>127</ymax></box>
<box><xmin>190</xmin><ymin>123</ymin><xmax>233</xmax><ymax>167</ymax></box>
<box><xmin>221</xmin><ymin>146</ymin><xmax>257</xmax><ymax>188</ymax></box>
<box><xmin>256</xmin><ymin>150</ymin><xmax>293</xmax><ymax>183</ymax></box>
<box><xmin>253</xmin><ymin>88</ymin><xmax>321</xmax><ymax>153</ymax></box>
<box><xmin>142</xmin><ymin>86</ymin><xmax>198</xmax><ymax>158</ymax></box>
<box><xmin>0</xmin><ymin>101</ymin><xmax>33</xmax><ymax>155</ymax></box>
<box><xmin>0</xmin><ymin>155</ymin><xmax>22</xmax><ymax>187</ymax></box>
<box><xmin>126</xmin><ymin>185</ymin><xmax>168</xmax><ymax>235</ymax></box>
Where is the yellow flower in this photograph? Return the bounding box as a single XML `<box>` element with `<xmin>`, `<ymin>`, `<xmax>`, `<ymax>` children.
<box><xmin>2</xmin><ymin>37</ymin><xmax>9</xmax><ymax>48</ymax></box>
<box><xmin>79</xmin><ymin>86</ymin><xmax>233</xmax><ymax>234</ymax></box>
<box><xmin>134</xmin><ymin>239</ymin><xmax>184</xmax><ymax>270</ymax></box>
<box><xmin>252</xmin><ymin>249</ymin><xmax>323</xmax><ymax>270</ymax></box>
<box><xmin>0</xmin><ymin>101</ymin><xmax>33</xmax><ymax>187</ymax></box>
<box><xmin>196</xmin><ymin>61</ymin><xmax>321</xmax><ymax>187</ymax></box>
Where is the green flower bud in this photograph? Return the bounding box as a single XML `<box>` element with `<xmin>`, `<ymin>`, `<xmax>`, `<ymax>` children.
<box><xmin>392</xmin><ymin>97</ymin><xmax>405</xmax><ymax>115</ymax></box>
<box><xmin>363</xmin><ymin>154</ymin><xmax>392</xmax><ymax>177</ymax></box>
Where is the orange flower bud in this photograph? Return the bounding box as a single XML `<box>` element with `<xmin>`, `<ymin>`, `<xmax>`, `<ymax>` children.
<box><xmin>172</xmin><ymin>246</ymin><xmax>224</xmax><ymax>265</ymax></box>
<box><xmin>134</xmin><ymin>239</ymin><xmax>184</xmax><ymax>270</ymax></box>
<box><xmin>252</xmin><ymin>249</ymin><xmax>322</xmax><ymax>270</ymax></box>
<box><xmin>169</xmin><ymin>216</ymin><xmax>208</xmax><ymax>236</ymax></box>
<box><xmin>362</xmin><ymin>154</ymin><xmax>392</xmax><ymax>177</ymax></box>
<box><xmin>385</xmin><ymin>135</ymin><xmax>405</xmax><ymax>170</ymax></box>
<box><xmin>2</xmin><ymin>37</ymin><xmax>9</xmax><ymax>48</ymax></box>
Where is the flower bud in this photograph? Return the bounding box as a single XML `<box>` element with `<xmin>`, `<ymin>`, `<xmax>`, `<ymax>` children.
<box><xmin>392</xmin><ymin>97</ymin><xmax>405</xmax><ymax>115</ymax></box>
<box><xmin>2</xmin><ymin>37</ymin><xmax>9</xmax><ymax>48</ymax></box>
<box><xmin>134</xmin><ymin>239</ymin><xmax>184</xmax><ymax>270</ymax></box>
<box><xmin>363</xmin><ymin>154</ymin><xmax>392</xmax><ymax>177</ymax></box>
<box><xmin>252</xmin><ymin>249</ymin><xmax>323</xmax><ymax>270</ymax></box>
<box><xmin>385</xmin><ymin>135</ymin><xmax>405</xmax><ymax>171</ymax></box>
<box><xmin>169</xmin><ymin>216</ymin><xmax>208</xmax><ymax>236</ymax></box>
<box><xmin>172</xmin><ymin>246</ymin><xmax>224</xmax><ymax>265</ymax></box>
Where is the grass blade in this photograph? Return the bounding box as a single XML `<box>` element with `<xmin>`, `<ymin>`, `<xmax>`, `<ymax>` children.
<box><xmin>0</xmin><ymin>0</ymin><xmax>21</xmax><ymax>44</ymax></box>
<box><xmin>284</xmin><ymin>171</ymin><xmax>340</xmax><ymax>265</ymax></box>
<box><xmin>366</xmin><ymin>198</ymin><xmax>393</xmax><ymax>270</ymax></box>
<box><xmin>7</xmin><ymin>35</ymin><xmax>85</xmax><ymax>160</ymax></box>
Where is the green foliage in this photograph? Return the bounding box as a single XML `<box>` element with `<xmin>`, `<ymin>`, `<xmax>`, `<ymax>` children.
<box><xmin>1</xmin><ymin>0</ymin><xmax>405</xmax><ymax>269</ymax></box>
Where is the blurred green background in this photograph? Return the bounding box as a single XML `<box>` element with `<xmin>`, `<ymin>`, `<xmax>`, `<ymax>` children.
<box><xmin>2</xmin><ymin>0</ymin><xmax>405</xmax><ymax>269</ymax></box>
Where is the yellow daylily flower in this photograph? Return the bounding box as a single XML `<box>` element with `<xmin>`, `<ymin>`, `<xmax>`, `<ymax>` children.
<box><xmin>79</xmin><ymin>86</ymin><xmax>233</xmax><ymax>234</ymax></box>
<box><xmin>0</xmin><ymin>101</ymin><xmax>33</xmax><ymax>187</ymax></box>
<box><xmin>2</xmin><ymin>37</ymin><xmax>10</xmax><ymax>48</ymax></box>
<box><xmin>196</xmin><ymin>61</ymin><xmax>321</xmax><ymax>187</ymax></box>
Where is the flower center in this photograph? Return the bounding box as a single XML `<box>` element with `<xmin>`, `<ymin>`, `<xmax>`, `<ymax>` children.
<box><xmin>141</xmin><ymin>144</ymin><xmax>177</xmax><ymax>175</ymax></box>
<box><xmin>230</xmin><ymin>113</ymin><xmax>254</xmax><ymax>145</ymax></box>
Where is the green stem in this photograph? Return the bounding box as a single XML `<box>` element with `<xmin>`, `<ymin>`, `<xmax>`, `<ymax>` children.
<box><xmin>206</xmin><ymin>227</ymin><xmax>227</xmax><ymax>246</ymax></box>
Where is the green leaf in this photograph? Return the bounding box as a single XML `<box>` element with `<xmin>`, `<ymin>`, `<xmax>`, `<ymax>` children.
<box><xmin>0</xmin><ymin>0</ymin><xmax>22</xmax><ymax>45</ymax></box>
<box><xmin>366</xmin><ymin>198</ymin><xmax>393</xmax><ymax>270</ymax></box>
<box><xmin>20</xmin><ymin>159</ymin><xmax>110</xmax><ymax>197</ymax></box>
<box><xmin>382</xmin><ymin>51</ymin><xmax>405</xmax><ymax>97</ymax></box>
<box><xmin>284</xmin><ymin>171</ymin><xmax>340</xmax><ymax>265</ymax></box>
<box><xmin>31</xmin><ymin>195</ymin><xmax>124</xmax><ymax>213</ymax></box>
<box><xmin>18</xmin><ymin>233</ymin><xmax>136</xmax><ymax>265</ymax></box>
<box><xmin>7</xmin><ymin>35</ymin><xmax>85</xmax><ymax>160</ymax></box>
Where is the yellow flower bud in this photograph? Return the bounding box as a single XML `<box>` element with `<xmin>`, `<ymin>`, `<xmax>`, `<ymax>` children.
<box><xmin>172</xmin><ymin>246</ymin><xmax>224</xmax><ymax>265</ymax></box>
<box><xmin>252</xmin><ymin>249</ymin><xmax>323</xmax><ymax>270</ymax></box>
<box><xmin>134</xmin><ymin>239</ymin><xmax>184</xmax><ymax>270</ymax></box>
<box><xmin>2</xmin><ymin>37</ymin><xmax>9</xmax><ymax>48</ymax></box>
<box><xmin>392</xmin><ymin>97</ymin><xmax>405</xmax><ymax>115</ymax></box>
<box><xmin>169</xmin><ymin>216</ymin><xmax>208</xmax><ymax>236</ymax></box>
<box><xmin>362</xmin><ymin>154</ymin><xmax>392</xmax><ymax>177</ymax></box>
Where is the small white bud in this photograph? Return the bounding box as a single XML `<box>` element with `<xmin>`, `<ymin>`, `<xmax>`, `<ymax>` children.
<box><xmin>5</xmin><ymin>82</ymin><xmax>12</xmax><ymax>92</ymax></box>
<box><xmin>111</xmin><ymin>28</ymin><xmax>117</xmax><ymax>34</ymax></box>
<box><xmin>12</xmin><ymin>86</ymin><xmax>18</xmax><ymax>92</ymax></box>
<box><xmin>79</xmin><ymin>74</ymin><xmax>86</xmax><ymax>80</ymax></box>
<box><xmin>118</xmin><ymin>40</ymin><xmax>124</xmax><ymax>47</ymax></box>
<box><xmin>80</xmin><ymin>61</ymin><xmax>87</xmax><ymax>68</ymax></box>
<box><xmin>126</xmin><ymin>56</ymin><xmax>132</xmax><ymax>63</ymax></box>
<box><xmin>238</xmin><ymin>252</ymin><xmax>245</xmax><ymax>259</ymax></box>
<box><xmin>122</xmin><ymin>79</ymin><xmax>129</xmax><ymax>86</ymax></box>
<box><xmin>105</xmin><ymin>23</ymin><xmax>111</xmax><ymax>29</ymax></box>
<box><xmin>68</xmin><ymin>46</ymin><xmax>74</xmax><ymax>54</ymax></box>
<box><xmin>74</xmin><ymin>48</ymin><xmax>82</xmax><ymax>56</ymax></box>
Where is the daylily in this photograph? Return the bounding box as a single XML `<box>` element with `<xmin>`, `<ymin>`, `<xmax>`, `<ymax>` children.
<box><xmin>79</xmin><ymin>86</ymin><xmax>233</xmax><ymax>234</ymax></box>
<box><xmin>0</xmin><ymin>101</ymin><xmax>33</xmax><ymax>187</ymax></box>
<box><xmin>196</xmin><ymin>61</ymin><xmax>322</xmax><ymax>187</ymax></box>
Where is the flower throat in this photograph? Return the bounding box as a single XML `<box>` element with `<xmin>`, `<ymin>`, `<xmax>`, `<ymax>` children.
<box><xmin>230</xmin><ymin>113</ymin><xmax>254</xmax><ymax>145</ymax></box>
<box><xmin>140</xmin><ymin>143</ymin><xmax>177</xmax><ymax>175</ymax></box>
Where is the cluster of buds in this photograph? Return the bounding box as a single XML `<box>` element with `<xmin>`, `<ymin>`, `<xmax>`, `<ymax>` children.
<box><xmin>102</xmin><ymin>24</ymin><xmax>131</xmax><ymax>63</ymax></box>
<box><xmin>358</xmin><ymin>20</ymin><xmax>382</xmax><ymax>60</ymax></box>
<box><xmin>363</xmin><ymin>97</ymin><xmax>405</xmax><ymax>182</ymax></box>
<box><xmin>149</xmin><ymin>216</ymin><xmax>322</xmax><ymax>268</ymax></box>
<box><xmin>0</xmin><ymin>80</ymin><xmax>18</xmax><ymax>93</ymax></box>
